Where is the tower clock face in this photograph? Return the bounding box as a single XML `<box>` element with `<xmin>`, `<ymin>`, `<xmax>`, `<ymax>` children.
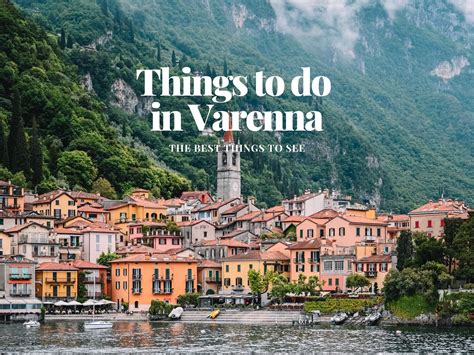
<box><xmin>232</xmin><ymin>182</ymin><xmax>239</xmax><ymax>191</ymax></box>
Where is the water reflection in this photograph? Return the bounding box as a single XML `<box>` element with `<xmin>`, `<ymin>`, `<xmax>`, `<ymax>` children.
<box><xmin>0</xmin><ymin>321</ymin><xmax>472</xmax><ymax>353</ymax></box>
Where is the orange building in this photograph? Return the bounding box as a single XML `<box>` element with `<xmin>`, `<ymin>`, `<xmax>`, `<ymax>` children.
<box><xmin>288</xmin><ymin>239</ymin><xmax>322</xmax><ymax>282</ymax></box>
<box><xmin>0</xmin><ymin>180</ymin><xmax>25</xmax><ymax>213</ymax></box>
<box><xmin>110</xmin><ymin>253</ymin><xmax>198</xmax><ymax>311</ymax></box>
<box><xmin>32</xmin><ymin>190</ymin><xmax>77</xmax><ymax>219</ymax></box>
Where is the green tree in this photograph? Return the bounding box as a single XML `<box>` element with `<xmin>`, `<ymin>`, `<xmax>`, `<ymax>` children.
<box><xmin>91</xmin><ymin>177</ymin><xmax>117</xmax><ymax>199</ymax></box>
<box><xmin>8</xmin><ymin>90</ymin><xmax>30</xmax><ymax>177</ymax></box>
<box><xmin>66</xmin><ymin>35</ymin><xmax>73</xmax><ymax>49</ymax></box>
<box><xmin>97</xmin><ymin>252</ymin><xmax>120</xmax><ymax>268</ymax></box>
<box><xmin>156</xmin><ymin>41</ymin><xmax>161</xmax><ymax>62</ymax></box>
<box><xmin>59</xmin><ymin>28</ymin><xmax>66</xmax><ymax>49</ymax></box>
<box><xmin>413</xmin><ymin>232</ymin><xmax>445</xmax><ymax>267</ymax></box>
<box><xmin>396</xmin><ymin>230</ymin><xmax>414</xmax><ymax>270</ymax></box>
<box><xmin>443</xmin><ymin>218</ymin><xmax>464</xmax><ymax>273</ymax></box>
<box><xmin>0</xmin><ymin>120</ymin><xmax>9</xmax><ymax>167</ymax></box>
<box><xmin>452</xmin><ymin>213</ymin><xmax>474</xmax><ymax>283</ymax></box>
<box><xmin>57</xmin><ymin>150</ymin><xmax>97</xmax><ymax>189</ymax></box>
<box><xmin>248</xmin><ymin>269</ymin><xmax>271</xmax><ymax>305</ymax></box>
<box><xmin>223</xmin><ymin>59</ymin><xmax>228</xmax><ymax>76</ymax></box>
<box><xmin>346</xmin><ymin>273</ymin><xmax>370</xmax><ymax>290</ymax></box>
<box><xmin>166</xmin><ymin>220</ymin><xmax>180</xmax><ymax>232</ymax></box>
<box><xmin>30</xmin><ymin>117</ymin><xmax>43</xmax><ymax>186</ymax></box>
<box><xmin>171</xmin><ymin>50</ymin><xmax>177</xmax><ymax>67</ymax></box>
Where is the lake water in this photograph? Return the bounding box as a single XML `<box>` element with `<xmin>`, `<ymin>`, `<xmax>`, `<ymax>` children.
<box><xmin>0</xmin><ymin>321</ymin><xmax>472</xmax><ymax>353</ymax></box>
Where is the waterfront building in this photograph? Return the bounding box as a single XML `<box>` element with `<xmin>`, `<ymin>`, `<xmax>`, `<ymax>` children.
<box><xmin>287</xmin><ymin>239</ymin><xmax>322</xmax><ymax>283</ymax></box>
<box><xmin>295</xmin><ymin>218</ymin><xmax>328</xmax><ymax>240</ymax></box>
<box><xmin>0</xmin><ymin>255</ymin><xmax>42</xmax><ymax>321</ymax></box>
<box><xmin>67</xmin><ymin>260</ymin><xmax>109</xmax><ymax>299</ymax></box>
<box><xmin>221</xmin><ymin>250</ymin><xmax>290</xmax><ymax>294</ymax></box>
<box><xmin>354</xmin><ymin>244</ymin><xmax>395</xmax><ymax>293</ymax></box>
<box><xmin>320</xmin><ymin>245</ymin><xmax>356</xmax><ymax>292</ymax></box>
<box><xmin>0</xmin><ymin>210</ymin><xmax>55</xmax><ymax>232</ymax></box>
<box><xmin>197</xmin><ymin>259</ymin><xmax>222</xmax><ymax>295</ymax></box>
<box><xmin>52</xmin><ymin>227</ymin><xmax>83</xmax><ymax>262</ymax></box>
<box><xmin>194</xmin><ymin>239</ymin><xmax>251</xmax><ymax>260</ymax></box>
<box><xmin>0</xmin><ymin>180</ymin><xmax>25</xmax><ymax>213</ymax></box>
<box><xmin>408</xmin><ymin>199</ymin><xmax>470</xmax><ymax>238</ymax></box>
<box><xmin>32</xmin><ymin>190</ymin><xmax>77</xmax><ymax>219</ymax></box>
<box><xmin>377</xmin><ymin>214</ymin><xmax>410</xmax><ymax>241</ymax></box>
<box><xmin>324</xmin><ymin>215</ymin><xmax>388</xmax><ymax>247</ymax></box>
<box><xmin>80</xmin><ymin>224</ymin><xmax>119</xmax><ymax>264</ymax></box>
<box><xmin>179</xmin><ymin>220</ymin><xmax>216</xmax><ymax>247</ymax></box>
<box><xmin>110</xmin><ymin>253</ymin><xmax>199</xmax><ymax>311</ymax></box>
<box><xmin>35</xmin><ymin>262</ymin><xmax>78</xmax><ymax>301</ymax></box>
<box><xmin>7</xmin><ymin>222</ymin><xmax>59</xmax><ymax>263</ymax></box>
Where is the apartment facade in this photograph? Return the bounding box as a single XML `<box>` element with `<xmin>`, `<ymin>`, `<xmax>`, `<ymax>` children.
<box><xmin>35</xmin><ymin>262</ymin><xmax>78</xmax><ymax>301</ymax></box>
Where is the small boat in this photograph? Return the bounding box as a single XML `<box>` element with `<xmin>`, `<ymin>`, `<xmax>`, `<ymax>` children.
<box><xmin>23</xmin><ymin>320</ymin><xmax>40</xmax><ymax>328</ymax></box>
<box><xmin>168</xmin><ymin>307</ymin><xmax>184</xmax><ymax>320</ymax></box>
<box><xmin>366</xmin><ymin>311</ymin><xmax>382</xmax><ymax>325</ymax></box>
<box><xmin>84</xmin><ymin>320</ymin><xmax>113</xmax><ymax>330</ymax></box>
<box><xmin>208</xmin><ymin>309</ymin><xmax>220</xmax><ymax>319</ymax></box>
<box><xmin>331</xmin><ymin>312</ymin><xmax>348</xmax><ymax>325</ymax></box>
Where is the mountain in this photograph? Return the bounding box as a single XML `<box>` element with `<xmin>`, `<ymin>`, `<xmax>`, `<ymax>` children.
<box><xmin>7</xmin><ymin>0</ymin><xmax>474</xmax><ymax>211</ymax></box>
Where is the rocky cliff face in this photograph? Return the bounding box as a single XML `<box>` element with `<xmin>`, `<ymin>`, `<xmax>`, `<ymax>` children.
<box><xmin>110</xmin><ymin>79</ymin><xmax>138</xmax><ymax>114</ymax></box>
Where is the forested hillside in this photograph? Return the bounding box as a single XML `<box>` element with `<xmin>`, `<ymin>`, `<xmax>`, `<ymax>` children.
<box><xmin>5</xmin><ymin>0</ymin><xmax>474</xmax><ymax>211</ymax></box>
<box><xmin>0</xmin><ymin>0</ymin><xmax>190</xmax><ymax>198</ymax></box>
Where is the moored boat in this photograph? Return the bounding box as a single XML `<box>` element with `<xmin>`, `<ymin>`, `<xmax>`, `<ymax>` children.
<box><xmin>168</xmin><ymin>307</ymin><xmax>184</xmax><ymax>320</ymax></box>
<box><xmin>330</xmin><ymin>312</ymin><xmax>348</xmax><ymax>325</ymax></box>
<box><xmin>208</xmin><ymin>309</ymin><xmax>220</xmax><ymax>319</ymax></box>
<box><xmin>23</xmin><ymin>320</ymin><xmax>40</xmax><ymax>328</ymax></box>
<box><xmin>84</xmin><ymin>320</ymin><xmax>113</xmax><ymax>330</ymax></box>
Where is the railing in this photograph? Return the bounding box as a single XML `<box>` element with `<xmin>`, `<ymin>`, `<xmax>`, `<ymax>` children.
<box><xmin>46</xmin><ymin>278</ymin><xmax>76</xmax><ymax>283</ymax></box>
<box><xmin>186</xmin><ymin>276</ymin><xmax>195</xmax><ymax>281</ymax></box>
<box><xmin>83</xmin><ymin>277</ymin><xmax>101</xmax><ymax>284</ymax></box>
<box><xmin>153</xmin><ymin>288</ymin><xmax>173</xmax><ymax>295</ymax></box>
<box><xmin>293</xmin><ymin>258</ymin><xmax>305</xmax><ymax>264</ymax></box>
<box><xmin>10</xmin><ymin>290</ymin><xmax>31</xmax><ymax>296</ymax></box>
<box><xmin>132</xmin><ymin>288</ymin><xmax>142</xmax><ymax>295</ymax></box>
<box><xmin>132</xmin><ymin>275</ymin><xmax>142</xmax><ymax>281</ymax></box>
<box><xmin>233</xmin><ymin>285</ymin><xmax>244</xmax><ymax>291</ymax></box>
<box><xmin>33</xmin><ymin>252</ymin><xmax>58</xmax><ymax>257</ymax></box>
<box><xmin>365</xmin><ymin>271</ymin><xmax>378</xmax><ymax>278</ymax></box>
<box><xmin>307</xmin><ymin>258</ymin><xmax>319</xmax><ymax>264</ymax></box>
<box><xmin>206</xmin><ymin>277</ymin><xmax>221</xmax><ymax>283</ymax></box>
<box><xmin>9</xmin><ymin>273</ymin><xmax>32</xmax><ymax>280</ymax></box>
<box><xmin>19</xmin><ymin>233</ymin><xmax>51</xmax><ymax>244</ymax></box>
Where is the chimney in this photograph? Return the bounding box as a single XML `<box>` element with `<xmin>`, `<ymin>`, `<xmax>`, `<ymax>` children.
<box><xmin>304</xmin><ymin>189</ymin><xmax>311</xmax><ymax>195</ymax></box>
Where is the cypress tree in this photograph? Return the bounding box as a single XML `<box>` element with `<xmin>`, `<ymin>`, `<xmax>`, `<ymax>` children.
<box><xmin>60</xmin><ymin>28</ymin><xmax>66</xmax><ymax>49</ymax></box>
<box><xmin>223</xmin><ymin>59</ymin><xmax>228</xmax><ymax>76</ymax></box>
<box><xmin>8</xmin><ymin>90</ymin><xmax>30</xmax><ymax>176</ymax></box>
<box><xmin>205</xmin><ymin>63</ymin><xmax>212</xmax><ymax>76</ymax></box>
<box><xmin>156</xmin><ymin>42</ymin><xmax>161</xmax><ymax>62</ymax></box>
<box><xmin>0</xmin><ymin>121</ymin><xmax>9</xmax><ymax>168</ymax></box>
<box><xmin>66</xmin><ymin>35</ymin><xmax>73</xmax><ymax>48</ymax></box>
<box><xmin>171</xmin><ymin>50</ymin><xmax>177</xmax><ymax>67</ymax></box>
<box><xmin>30</xmin><ymin>117</ymin><xmax>43</xmax><ymax>186</ymax></box>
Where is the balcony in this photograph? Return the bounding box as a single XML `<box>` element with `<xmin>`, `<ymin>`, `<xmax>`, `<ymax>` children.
<box><xmin>132</xmin><ymin>275</ymin><xmax>142</xmax><ymax>281</ymax></box>
<box><xmin>206</xmin><ymin>277</ymin><xmax>221</xmax><ymax>283</ymax></box>
<box><xmin>46</xmin><ymin>278</ymin><xmax>76</xmax><ymax>283</ymax></box>
<box><xmin>33</xmin><ymin>252</ymin><xmax>58</xmax><ymax>257</ymax></box>
<box><xmin>9</xmin><ymin>273</ymin><xmax>32</xmax><ymax>280</ymax></box>
<box><xmin>364</xmin><ymin>236</ymin><xmax>376</xmax><ymax>242</ymax></box>
<box><xmin>233</xmin><ymin>285</ymin><xmax>244</xmax><ymax>292</ymax></box>
<box><xmin>153</xmin><ymin>288</ymin><xmax>173</xmax><ymax>295</ymax></box>
<box><xmin>186</xmin><ymin>276</ymin><xmax>195</xmax><ymax>281</ymax></box>
<box><xmin>10</xmin><ymin>290</ymin><xmax>31</xmax><ymax>296</ymax></box>
<box><xmin>365</xmin><ymin>271</ymin><xmax>378</xmax><ymax>278</ymax></box>
<box><xmin>307</xmin><ymin>258</ymin><xmax>319</xmax><ymax>264</ymax></box>
<box><xmin>83</xmin><ymin>277</ymin><xmax>101</xmax><ymax>284</ymax></box>
<box><xmin>132</xmin><ymin>288</ymin><xmax>142</xmax><ymax>295</ymax></box>
<box><xmin>293</xmin><ymin>258</ymin><xmax>305</xmax><ymax>264</ymax></box>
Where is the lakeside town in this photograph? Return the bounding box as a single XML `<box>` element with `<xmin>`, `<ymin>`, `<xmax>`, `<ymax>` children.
<box><xmin>0</xmin><ymin>132</ymin><xmax>472</xmax><ymax>325</ymax></box>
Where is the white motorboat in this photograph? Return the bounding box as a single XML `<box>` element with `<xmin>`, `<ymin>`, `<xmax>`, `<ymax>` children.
<box><xmin>330</xmin><ymin>312</ymin><xmax>348</xmax><ymax>325</ymax></box>
<box><xmin>366</xmin><ymin>311</ymin><xmax>382</xmax><ymax>325</ymax></box>
<box><xmin>84</xmin><ymin>320</ymin><xmax>113</xmax><ymax>330</ymax></box>
<box><xmin>168</xmin><ymin>307</ymin><xmax>184</xmax><ymax>320</ymax></box>
<box><xmin>23</xmin><ymin>320</ymin><xmax>40</xmax><ymax>328</ymax></box>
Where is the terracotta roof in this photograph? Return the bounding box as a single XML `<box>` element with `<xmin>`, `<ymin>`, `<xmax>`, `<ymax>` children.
<box><xmin>220</xmin><ymin>229</ymin><xmax>254</xmax><ymax>239</ymax></box>
<box><xmin>4</xmin><ymin>221</ymin><xmax>48</xmax><ymax>233</ymax></box>
<box><xmin>68</xmin><ymin>260</ymin><xmax>107</xmax><ymax>269</ymax></box>
<box><xmin>409</xmin><ymin>199</ymin><xmax>469</xmax><ymax>215</ymax></box>
<box><xmin>196</xmin><ymin>198</ymin><xmax>239</xmax><ymax>212</ymax></box>
<box><xmin>177</xmin><ymin>220</ymin><xmax>213</xmax><ymax>227</ymax></box>
<box><xmin>116</xmin><ymin>245</ymin><xmax>157</xmax><ymax>255</ymax></box>
<box><xmin>52</xmin><ymin>227</ymin><xmax>82</xmax><ymax>234</ymax></box>
<box><xmin>287</xmin><ymin>239</ymin><xmax>322</xmax><ymax>250</ymax></box>
<box><xmin>32</xmin><ymin>190</ymin><xmax>73</xmax><ymax>205</ymax></box>
<box><xmin>224</xmin><ymin>250</ymin><xmax>290</xmax><ymax>262</ymax></box>
<box><xmin>127</xmin><ymin>196</ymin><xmax>167</xmax><ymax>209</ymax></box>
<box><xmin>221</xmin><ymin>204</ymin><xmax>247</xmax><ymax>215</ymax></box>
<box><xmin>377</xmin><ymin>214</ymin><xmax>409</xmax><ymax>223</ymax></box>
<box><xmin>69</xmin><ymin>191</ymin><xmax>101</xmax><ymax>201</ymax></box>
<box><xmin>198</xmin><ymin>259</ymin><xmax>222</xmax><ymax>268</ymax></box>
<box><xmin>283</xmin><ymin>192</ymin><xmax>322</xmax><ymax>203</ymax></box>
<box><xmin>195</xmin><ymin>239</ymin><xmax>250</xmax><ymax>248</ymax></box>
<box><xmin>283</xmin><ymin>215</ymin><xmax>306</xmax><ymax>223</ymax></box>
<box><xmin>357</xmin><ymin>255</ymin><xmax>392</xmax><ymax>263</ymax></box>
<box><xmin>78</xmin><ymin>205</ymin><xmax>106</xmax><ymax>213</ymax></box>
<box><xmin>81</xmin><ymin>224</ymin><xmax>120</xmax><ymax>234</ymax></box>
<box><xmin>181</xmin><ymin>191</ymin><xmax>212</xmax><ymax>200</ymax></box>
<box><xmin>309</xmin><ymin>209</ymin><xmax>339</xmax><ymax>219</ymax></box>
<box><xmin>163</xmin><ymin>198</ymin><xmax>187</xmax><ymax>207</ymax></box>
<box><xmin>127</xmin><ymin>221</ymin><xmax>166</xmax><ymax>227</ymax></box>
<box><xmin>111</xmin><ymin>253</ymin><xmax>198</xmax><ymax>263</ymax></box>
<box><xmin>251</xmin><ymin>212</ymin><xmax>287</xmax><ymax>223</ymax></box>
<box><xmin>342</xmin><ymin>215</ymin><xmax>388</xmax><ymax>226</ymax></box>
<box><xmin>236</xmin><ymin>211</ymin><xmax>262</xmax><ymax>222</ymax></box>
<box><xmin>36</xmin><ymin>262</ymin><xmax>78</xmax><ymax>271</ymax></box>
<box><xmin>0</xmin><ymin>255</ymin><xmax>35</xmax><ymax>264</ymax></box>
<box><xmin>131</xmin><ymin>188</ymin><xmax>150</xmax><ymax>193</ymax></box>
<box><xmin>0</xmin><ymin>180</ymin><xmax>14</xmax><ymax>186</ymax></box>
<box><xmin>266</xmin><ymin>205</ymin><xmax>285</xmax><ymax>213</ymax></box>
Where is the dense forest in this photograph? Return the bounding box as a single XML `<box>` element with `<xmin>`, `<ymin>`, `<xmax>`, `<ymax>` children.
<box><xmin>2</xmin><ymin>0</ymin><xmax>473</xmax><ymax>210</ymax></box>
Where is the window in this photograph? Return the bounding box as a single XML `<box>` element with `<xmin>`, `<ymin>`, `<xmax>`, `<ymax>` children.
<box><xmin>225</xmin><ymin>265</ymin><xmax>229</xmax><ymax>272</ymax></box>
<box><xmin>134</xmin><ymin>301</ymin><xmax>139</xmax><ymax>309</ymax></box>
<box><xmin>132</xmin><ymin>214</ymin><xmax>136</xmax><ymax>221</ymax></box>
<box><xmin>427</xmin><ymin>220</ymin><xmax>433</xmax><ymax>228</ymax></box>
<box><xmin>335</xmin><ymin>278</ymin><xmax>339</xmax><ymax>286</ymax></box>
<box><xmin>320</xmin><ymin>229</ymin><xmax>324</xmax><ymax>238</ymax></box>
<box><xmin>339</xmin><ymin>227</ymin><xmax>345</xmax><ymax>236</ymax></box>
<box><xmin>334</xmin><ymin>261</ymin><xmax>344</xmax><ymax>271</ymax></box>
<box><xmin>115</xmin><ymin>282</ymin><xmax>120</xmax><ymax>290</ymax></box>
<box><xmin>0</xmin><ymin>218</ymin><xmax>3</xmax><ymax>226</ymax></box>
<box><xmin>108</xmin><ymin>235</ymin><xmax>113</xmax><ymax>249</ymax></box>
<box><xmin>299</xmin><ymin>230</ymin><xmax>303</xmax><ymax>239</ymax></box>
<box><xmin>356</xmin><ymin>227</ymin><xmax>361</xmax><ymax>236</ymax></box>
<box><xmin>123</xmin><ymin>269</ymin><xmax>127</xmax><ymax>276</ymax></box>
<box><xmin>237</xmin><ymin>265</ymin><xmax>241</xmax><ymax>272</ymax></box>
<box><xmin>328</xmin><ymin>278</ymin><xmax>332</xmax><ymax>286</ymax></box>
<box><xmin>115</xmin><ymin>268</ymin><xmax>120</xmax><ymax>277</ymax></box>
<box><xmin>68</xmin><ymin>209</ymin><xmax>75</xmax><ymax>217</ymax></box>
<box><xmin>159</xmin><ymin>239</ymin><xmax>166</xmax><ymax>245</ymax></box>
<box><xmin>204</xmin><ymin>231</ymin><xmax>207</xmax><ymax>238</ymax></box>
<box><xmin>52</xmin><ymin>286</ymin><xmax>58</xmax><ymax>297</ymax></box>
<box><xmin>324</xmin><ymin>261</ymin><xmax>332</xmax><ymax>271</ymax></box>
<box><xmin>329</xmin><ymin>228</ymin><xmax>335</xmax><ymax>237</ymax></box>
<box><xmin>55</xmin><ymin>200</ymin><xmax>59</xmax><ymax>206</ymax></box>
<box><xmin>384</xmin><ymin>246</ymin><xmax>390</xmax><ymax>254</ymax></box>
<box><xmin>307</xmin><ymin>229</ymin><xmax>314</xmax><ymax>238</ymax></box>
<box><xmin>224</xmin><ymin>278</ymin><xmax>231</xmax><ymax>286</ymax></box>
<box><xmin>68</xmin><ymin>200</ymin><xmax>74</xmax><ymax>206</ymax></box>
<box><xmin>96</xmin><ymin>235</ymin><xmax>100</xmax><ymax>252</ymax></box>
<box><xmin>377</xmin><ymin>228</ymin><xmax>381</xmax><ymax>237</ymax></box>
<box><xmin>380</xmin><ymin>263</ymin><xmax>387</xmax><ymax>272</ymax></box>
<box><xmin>347</xmin><ymin>260</ymin><xmax>352</xmax><ymax>271</ymax></box>
<box><xmin>415</xmin><ymin>221</ymin><xmax>420</xmax><ymax>228</ymax></box>
<box><xmin>249</xmin><ymin>264</ymin><xmax>253</xmax><ymax>269</ymax></box>
<box><xmin>440</xmin><ymin>219</ymin><xmax>445</xmax><ymax>227</ymax></box>
<box><xmin>172</xmin><ymin>239</ymin><xmax>179</xmax><ymax>245</ymax></box>
<box><xmin>357</xmin><ymin>263</ymin><xmax>363</xmax><ymax>272</ymax></box>
<box><xmin>54</xmin><ymin>209</ymin><xmax>61</xmax><ymax>219</ymax></box>
<box><xmin>365</xmin><ymin>228</ymin><xmax>372</xmax><ymax>236</ymax></box>
<box><xmin>123</xmin><ymin>281</ymin><xmax>128</xmax><ymax>290</ymax></box>
<box><xmin>235</xmin><ymin>277</ymin><xmax>242</xmax><ymax>286</ymax></box>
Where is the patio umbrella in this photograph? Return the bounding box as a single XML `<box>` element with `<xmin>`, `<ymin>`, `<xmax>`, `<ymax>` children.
<box><xmin>95</xmin><ymin>299</ymin><xmax>108</xmax><ymax>305</ymax></box>
<box><xmin>82</xmin><ymin>299</ymin><xmax>97</xmax><ymax>306</ymax></box>
<box><xmin>67</xmin><ymin>300</ymin><xmax>82</xmax><ymax>306</ymax></box>
<box><xmin>54</xmin><ymin>300</ymin><xmax>69</xmax><ymax>306</ymax></box>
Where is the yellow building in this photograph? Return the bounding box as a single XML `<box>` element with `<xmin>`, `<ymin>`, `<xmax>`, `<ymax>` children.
<box><xmin>0</xmin><ymin>180</ymin><xmax>25</xmax><ymax>213</ymax></box>
<box><xmin>32</xmin><ymin>190</ymin><xmax>77</xmax><ymax>220</ymax></box>
<box><xmin>35</xmin><ymin>262</ymin><xmax>78</xmax><ymax>301</ymax></box>
<box><xmin>221</xmin><ymin>250</ymin><xmax>290</xmax><ymax>293</ymax></box>
<box><xmin>345</xmin><ymin>207</ymin><xmax>377</xmax><ymax>220</ymax></box>
<box><xmin>105</xmin><ymin>196</ymin><xmax>167</xmax><ymax>235</ymax></box>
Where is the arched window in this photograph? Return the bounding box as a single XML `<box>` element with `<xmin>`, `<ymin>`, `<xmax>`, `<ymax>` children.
<box><xmin>222</xmin><ymin>152</ymin><xmax>227</xmax><ymax>165</ymax></box>
<box><xmin>151</xmin><ymin>213</ymin><xmax>157</xmax><ymax>220</ymax></box>
<box><xmin>232</xmin><ymin>153</ymin><xmax>237</xmax><ymax>166</ymax></box>
<box><xmin>339</xmin><ymin>227</ymin><xmax>345</xmax><ymax>236</ymax></box>
<box><xmin>329</xmin><ymin>228</ymin><xmax>335</xmax><ymax>237</ymax></box>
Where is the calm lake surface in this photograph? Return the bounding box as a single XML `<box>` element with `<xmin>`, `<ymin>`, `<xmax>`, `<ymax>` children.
<box><xmin>0</xmin><ymin>321</ymin><xmax>472</xmax><ymax>353</ymax></box>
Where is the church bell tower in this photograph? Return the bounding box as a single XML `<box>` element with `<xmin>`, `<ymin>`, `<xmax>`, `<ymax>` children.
<box><xmin>216</xmin><ymin>125</ymin><xmax>241</xmax><ymax>201</ymax></box>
